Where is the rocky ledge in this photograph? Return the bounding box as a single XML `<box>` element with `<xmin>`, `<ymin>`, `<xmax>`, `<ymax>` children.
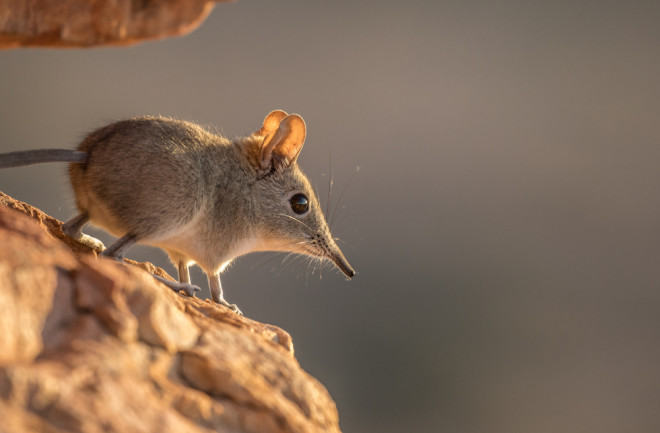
<box><xmin>0</xmin><ymin>191</ymin><xmax>341</xmax><ymax>433</ymax></box>
<box><xmin>0</xmin><ymin>0</ymin><xmax>233</xmax><ymax>48</ymax></box>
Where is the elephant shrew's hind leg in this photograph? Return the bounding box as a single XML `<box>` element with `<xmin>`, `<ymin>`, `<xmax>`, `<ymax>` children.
<box><xmin>62</xmin><ymin>213</ymin><xmax>105</xmax><ymax>252</ymax></box>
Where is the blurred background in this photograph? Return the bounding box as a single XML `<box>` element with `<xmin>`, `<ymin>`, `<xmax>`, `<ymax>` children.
<box><xmin>2</xmin><ymin>0</ymin><xmax>660</xmax><ymax>432</ymax></box>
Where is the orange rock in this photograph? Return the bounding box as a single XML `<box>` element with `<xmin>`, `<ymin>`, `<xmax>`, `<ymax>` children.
<box><xmin>0</xmin><ymin>0</ymin><xmax>234</xmax><ymax>48</ymax></box>
<box><xmin>0</xmin><ymin>191</ymin><xmax>341</xmax><ymax>433</ymax></box>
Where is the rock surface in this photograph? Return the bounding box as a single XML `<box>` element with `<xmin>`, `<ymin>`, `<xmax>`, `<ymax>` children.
<box><xmin>0</xmin><ymin>191</ymin><xmax>341</xmax><ymax>433</ymax></box>
<box><xmin>0</xmin><ymin>0</ymin><xmax>233</xmax><ymax>48</ymax></box>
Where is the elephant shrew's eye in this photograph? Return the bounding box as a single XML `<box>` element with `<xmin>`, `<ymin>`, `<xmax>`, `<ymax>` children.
<box><xmin>290</xmin><ymin>193</ymin><xmax>309</xmax><ymax>215</ymax></box>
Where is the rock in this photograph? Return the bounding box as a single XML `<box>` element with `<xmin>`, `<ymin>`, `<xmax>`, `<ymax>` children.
<box><xmin>0</xmin><ymin>191</ymin><xmax>341</xmax><ymax>433</ymax></box>
<box><xmin>0</xmin><ymin>0</ymin><xmax>234</xmax><ymax>48</ymax></box>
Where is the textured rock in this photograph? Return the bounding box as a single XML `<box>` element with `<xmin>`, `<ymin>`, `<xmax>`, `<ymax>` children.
<box><xmin>0</xmin><ymin>0</ymin><xmax>233</xmax><ymax>48</ymax></box>
<box><xmin>0</xmin><ymin>191</ymin><xmax>340</xmax><ymax>433</ymax></box>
